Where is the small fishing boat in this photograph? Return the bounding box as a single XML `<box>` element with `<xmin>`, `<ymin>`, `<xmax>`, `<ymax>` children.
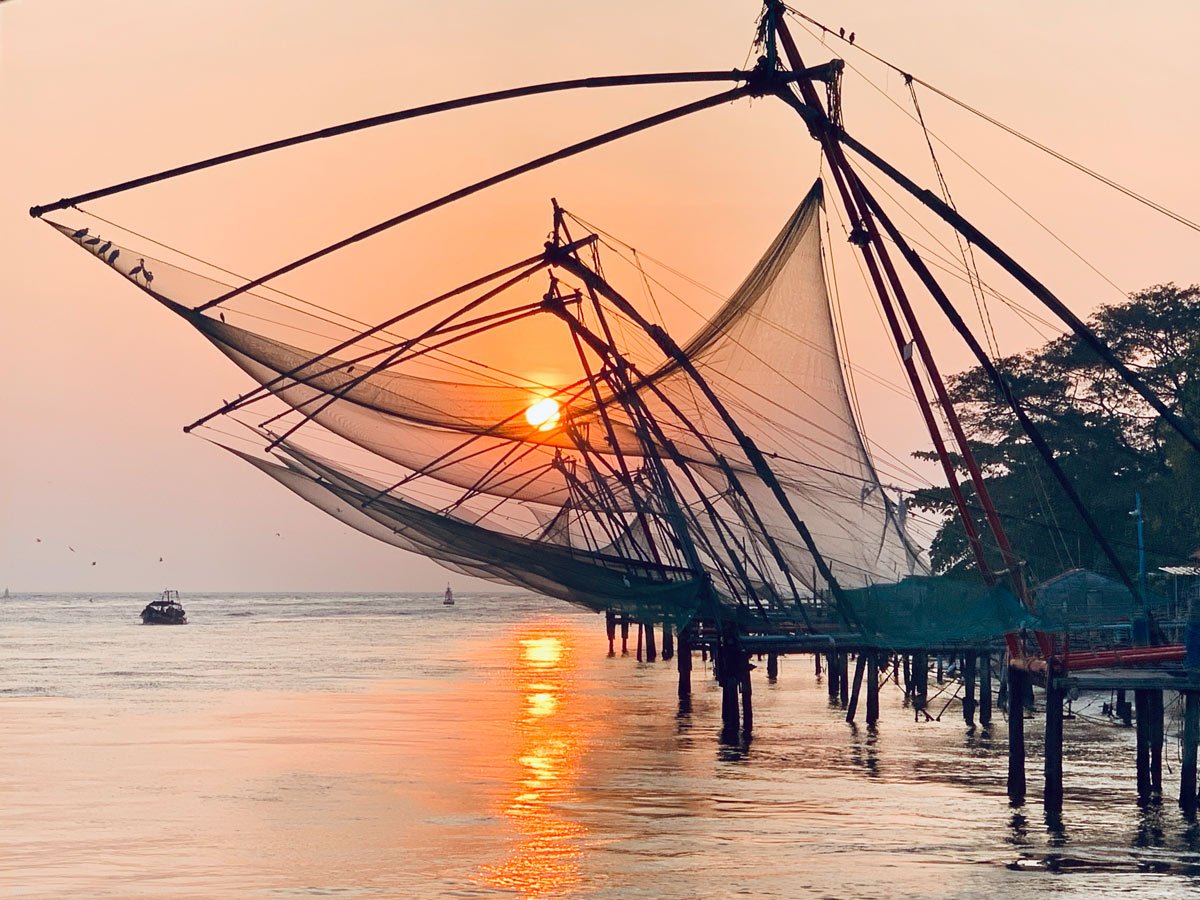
<box><xmin>141</xmin><ymin>589</ymin><xmax>187</xmax><ymax>625</ymax></box>
<box><xmin>443</xmin><ymin>584</ymin><xmax>455</xmax><ymax>606</ymax></box>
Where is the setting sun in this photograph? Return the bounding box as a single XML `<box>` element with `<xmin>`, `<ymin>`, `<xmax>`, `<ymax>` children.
<box><xmin>525</xmin><ymin>397</ymin><xmax>561</xmax><ymax>431</ymax></box>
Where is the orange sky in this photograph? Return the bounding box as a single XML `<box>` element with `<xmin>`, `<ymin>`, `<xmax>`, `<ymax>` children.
<box><xmin>2</xmin><ymin>0</ymin><xmax>1197</xmax><ymax>591</ymax></box>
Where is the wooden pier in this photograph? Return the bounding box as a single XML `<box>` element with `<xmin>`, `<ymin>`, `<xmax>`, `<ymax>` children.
<box><xmin>603</xmin><ymin>611</ymin><xmax>1200</xmax><ymax>822</ymax></box>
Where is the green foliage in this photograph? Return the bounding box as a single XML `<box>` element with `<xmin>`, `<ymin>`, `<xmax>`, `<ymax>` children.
<box><xmin>912</xmin><ymin>284</ymin><xmax>1200</xmax><ymax>583</ymax></box>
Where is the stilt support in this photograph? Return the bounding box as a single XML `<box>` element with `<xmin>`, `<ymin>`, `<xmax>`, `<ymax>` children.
<box><xmin>677</xmin><ymin>628</ymin><xmax>693</xmax><ymax>700</ymax></box>
<box><xmin>979</xmin><ymin>652</ymin><xmax>992</xmax><ymax>726</ymax></box>
<box><xmin>963</xmin><ymin>653</ymin><xmax>977</xmax><ymax>728</ymax></box>
<box><xmin>1007</xmin><ymin>662</ymin><xmax>1026</xmax><ymax>804</ymax></box>
<box><xmin>866</xmin><ymin>653</ymin><xmax>880</xmax><ymax>726</ymax></box>
<box><xmin>1044</xmin><ymin>670</ymin><xmax>1064</xmax><ymax>816</ymax></box>
<box><xmin>1181</xmin><ymin>691</ymin><xmax>1200</xmax><ymax>819</ymax></box>
<box><xmin>846</xmin><ymin>653</ymin><xmax>866</xmax><ymax>723</ymax></box>
<box><xmin>1135</xmin><ymin>689</ymin><xmax>1152</xmax><ymax>802</ymax></box>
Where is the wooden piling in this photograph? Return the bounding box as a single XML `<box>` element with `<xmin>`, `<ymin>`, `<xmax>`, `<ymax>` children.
<box><xmin>620</xmin><ymin>619</ymin><xmax>629</xmax><ymax>656</ymax></box>
<box><xmin>936</xmin><ymin>654</ymin><xmax>944</xmax><ymax>684</ymax></box>
<box><xmin>846</xmin><ymin>653</ymin><xmax>867</xmax><ymax>723</ymax></box>
<box><xmin>827</xmin><ymin>652</ymin><xmax>839</xmax><ymax>700</ymax></box>
<box><xmin>662</xmin><ymin>622</ymin><xmax>674</xmax><ymax>661</ymax></box>
<box><xmin>815</xmin><ymin>653</ymin><xmax>822</xmax><ymax>677</ymax></box>
<box><xmin>839</xmin><ymin>653</ymin><xmax>850</xmax><ymax>708</ymax></box>
<box><xmin>741</xmin><ymin>652</ymin><xmax>753</xmax><ymax>733</ymax></box>
<box><xmin>720</xmin><ymin>650</ymin><xmax>739</xmax><ymax>733</ymax></box>
<box><xmin>645</xmin><ymin>622</ymin><xmax>657</xmax><ymax>662</ymax></box>
<box><xmin>963</xmin><ymin>653</ymin><xmax>977</xmax><ymax>728</ymax></box>
<box><xmin>979</xmin><ymin>652</ymin><xmax>992</xmax><ymax>726</ymax></box>
<box><xmin>1181</xmin><ymin>691</ymin><xmax>1200</xmax><ymax>819</ymax></box>
<box><xmin>677</xmin><ymin>628</ymin><xmax>693</xmax><ymax>699</ymax></box>
<box><xmin>866</xmin><ymin>653</ymin><xmax>880</xmax><ymax>726</ymax></box>
<box><xmin>1044</xmin><ymin>670</ymin><xmax>1064</xmax><ymax>816</ymax></box>
<box><xmin>1150</xmin><ymin>690</ymin><xmax>1164</xmax><ymax>797</ymax></box>
<box><xmin>1134</xmin><ymin>689</ymin><xmax>1152</xmax><ymax>802</ymax></box>
<box><xmin>1007</xmin><ymin>663</ymin><xmax>1026</xmax><ymax>803</ymax></box>
<box><xmin>636</xmin><ymin>623</ymin><xmax>644</xmax><ymax>662</ymax></box>
<box><xmin>1116</xmin><ymin>689</ymin><xmax>1132</xmax><ymax>726</ymax></box>
<box><xmin>914</xmin><ymin>652</ymin><xmax>928</xmax><ymax>712</ymax></box>
<box><xmin>766</xmin><ymin>651</ymin><xmax>779</xmax><ymax>680</ymax></box>
<box><xmin>605</xmin><ymin>609</ymin><xmax>616</xmax><ymax>657</ymax></box>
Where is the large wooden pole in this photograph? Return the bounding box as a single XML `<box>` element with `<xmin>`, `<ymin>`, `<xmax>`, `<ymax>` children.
<box><xmin>963</xmin><ymin>654</ymin><xmax>978</xmax><ymax>728</ymax></box>
<box><xmin>1044</xmin><ymin>671</ymin><xmax>1064</xmax><ymax>816</ymax></box>
<box><xmin>846</xmin><ymin>653</ymin><xmax>867</xmax><ymax>723</ymax></box>
<box><xmin>1181</xmin><ymin>691</ymin><xmax>1200</xmax><ymax>818</ymax></box>
<box><xmin>1135</xmin><ymin>690</ymin><xmax>1152</xmax><ymax>802</ymax></box>
<box><xmin>1007</xmin><ymin>663</ymin><xmax>1027</xmax><ymax>803</ymax></box>
<box><xmin>979</xmin><ymin>652</ymin><xmax>993</xmax><ymax>726</ymax></box>
<box><xmin>866</xmin><ymin>653</ymin><xmax>880</xmax><ymax>726</ymax></box>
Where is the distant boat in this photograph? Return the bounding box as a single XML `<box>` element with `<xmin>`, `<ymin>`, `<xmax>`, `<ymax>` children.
<box><xmin>443</xmin><ymin>584</ymin><xmax>454</xmax><ymax>606</ymax></box>
<box><xmin>141</xmin><ymin>589</ymin><xmax>187</xmax><ymax>625</ymax></box>
<box><xmin>2</xmin><ymin>587</ymin><xmax>8</xmax><ymax>599</ymax></box>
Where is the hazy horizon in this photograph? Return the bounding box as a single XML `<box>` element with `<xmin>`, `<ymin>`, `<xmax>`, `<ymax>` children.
<box><xmin>3</xmin><ymin>0</ymin><xmax>1197</xmax><ymax>592</ymax></box>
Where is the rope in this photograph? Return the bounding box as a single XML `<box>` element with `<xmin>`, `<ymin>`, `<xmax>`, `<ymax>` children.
<box><xmin>783</xmin><ymin>5</ymin><xmax>1200</xmax><ymax>235</ymax></box>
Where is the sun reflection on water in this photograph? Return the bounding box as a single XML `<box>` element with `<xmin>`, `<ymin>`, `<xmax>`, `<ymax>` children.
<box><xmin>480</xmin><ymin>632</ymin><xmax>588</xmax><ymax>897</ymax></box>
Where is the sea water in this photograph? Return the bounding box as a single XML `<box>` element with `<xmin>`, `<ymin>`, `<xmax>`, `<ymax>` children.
<box><xmin>2</xmin><ymin>592</ymin><xmax>1199</xmax><ymax>898</ymax></box>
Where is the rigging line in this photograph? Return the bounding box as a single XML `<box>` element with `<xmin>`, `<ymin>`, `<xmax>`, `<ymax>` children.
<box><xmin>594</xmin><ymin>233</ymin><xmax>915</xmax><ymax>401</ymax></box>
<box><xmin>187</xmin><ymin>257</ymin><xmax>553</xmax><ymax>433</ymax></box>
<box><xmin>196</xmin><ymin>85</ymin><xmax>755</xmax><ymax>311</ymax></box>
<box><xmin>842</xmin><ymin>129</ymin><xmax>1200</xmax><ymax>458</ymax></box>
<box><xmin>71</xmin><ymin>207</ymin><xmax>571</xmax><ymax>392</ymax></box>
<box><xmin>566</xmin><ymin>211</ymin><xmax>917</xmax><ymax>401</ymax></box>
<box><xmin>905</xmin><ymin>79</ymin><xmax>1000</xmax><ymax>362</ymax></box>
<box><xmin>782</xmin><ymin>5</ymin><xmax>1200</xmax><ymax>235</ymax></box>
<box><xmin>259</xmin><ymin>303</ymin><xmax>556</xmax><ymax>448</ymax></box>
<box><xmin>31</xmin><ymin>71</ymin><xmax>787</xmax><ymax>219</ymax></box>
<box><xmin>792</xmin><ymin>30</ymin><xmax>1130</xmax><ymax>300</ymax></box>
<box><xmin>821</xmin><ymin>191</ymin><xmax>943</xmax><ymax>486</ymax></box>
<box><xmin>851</xmin><ymin>167</ymin><xmax>1064</xmax><ymax>339</ymax></box>
<box><xmin>206</xmin><ymin>421</ymin><xmax>541</xmax><ymax>526</ymax></box>
<box><xmin>822</xmin><ymin>193</ymin><xmax>887</xmax><ymax>495</ymax></box>
<box><xmin>359</xmin><ymin>377</ymin><xmax>600</xmax><ymax>507</ymax></box>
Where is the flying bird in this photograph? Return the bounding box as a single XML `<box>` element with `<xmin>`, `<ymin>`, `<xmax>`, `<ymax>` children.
<box><xmin>91</xmin><ymin>561</ymin><xmax>96</xmax><ymax>566</ymax></box>
<box><xmin>158</xmin><ymin>557</ymin><xmax>163</xmax><ymax>562</ymax></box>
<box><xmin>35</xmin><ymin>537</ymin><xmax>42</xmax><ymax>543</ymax></box>
<box><xmin>68</xmin><ymin>545</ymin><xmax>75</xmax><ymax>552</ymax></box>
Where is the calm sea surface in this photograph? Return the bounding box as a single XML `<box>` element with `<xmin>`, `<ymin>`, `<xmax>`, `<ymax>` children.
<box><xmin>3</xmin><ymin>592</ymin><xmax>1199</xmax><ymax>898</ymax></box>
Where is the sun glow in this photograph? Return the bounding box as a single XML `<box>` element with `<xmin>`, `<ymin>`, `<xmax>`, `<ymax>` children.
<box><xmin>524</xmin><ymin>397</ymin><xmax>561</xmax><ymax>431</ymax></box>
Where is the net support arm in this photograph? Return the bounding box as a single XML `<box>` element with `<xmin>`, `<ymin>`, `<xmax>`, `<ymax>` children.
<box><xmin>864</xmin><ymin>191</ymin><xmax>1139</xmax><ymax>596</ymax></box>
<box><xmin>30</xmin><ymin>69</ymin><xmax>835</xmax><ymax>219</ymax></box>
<box><xmin>548</xmin><ymin>245</ymin><xmax>864</xmax><ymax>632</ymax></box>
<box><xmin>192</xmin><ymin>84</ymin><xmax>754</xmax><ymax>312</ymax></box>
<box><xmin>839</xmin><ymin>129</ymin><xmax>1200</xmax><ymax>457</ymax></box>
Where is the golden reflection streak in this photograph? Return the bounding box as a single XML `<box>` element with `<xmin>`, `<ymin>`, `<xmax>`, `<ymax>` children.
<box><xmin>480</xmin><ymin>633</ymin><xmax>588</xmax><ymax>897</ymax></box>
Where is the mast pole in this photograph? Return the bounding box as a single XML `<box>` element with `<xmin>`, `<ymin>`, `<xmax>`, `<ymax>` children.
<box><xmin>548</xmin><ymin>244</ymin><xmax>864</xmax><ymax>632</ymax></box>
<box><xmin>774</xmin><ymin>19</ymin><xmax>1038</xmax><ymax>636</ymax></box>
<box><xmin>837</xmin><ymin>130</ymin><xmax>1200</xmax><ymax>457</ymax></box>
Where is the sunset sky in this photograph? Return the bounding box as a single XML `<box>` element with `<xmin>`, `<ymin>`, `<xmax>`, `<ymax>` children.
<box><xmin>3</xmin><ymin>0</ymin><xmax>1197</xmax><ymax>591</ymax></box>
